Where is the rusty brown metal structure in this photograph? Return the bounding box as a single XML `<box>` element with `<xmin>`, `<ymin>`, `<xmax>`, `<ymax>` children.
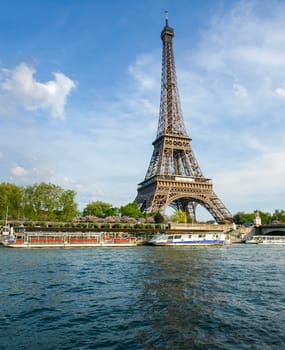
<box><xmin>135</xmin><ymin>18</ymin><xmax>232</xmax><ymax>223</ymax></box>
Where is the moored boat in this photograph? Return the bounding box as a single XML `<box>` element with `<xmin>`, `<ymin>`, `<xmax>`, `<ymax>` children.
<box><xmin>148</xmin><ymin>232</ymin><xmax>226</xmax><ymax>246</ymax></box>
<box><xmin>0</xmin><ymin>225</ymin><xmax>11</xmax><ymax>240</ymax></box>
<box><xmin>0</xmin><ymin>224</ymin><xmax>18</xmax><ymax>244</ymax></box>
<box><xmin>2</xmin><ymin>231</ymin><xmax>144</xmax><ymax>248</ymax></box>
<box><xmin>245</xmin><ymin>235</ymin><xmax>285</xmax><ymax>244</ymax></box>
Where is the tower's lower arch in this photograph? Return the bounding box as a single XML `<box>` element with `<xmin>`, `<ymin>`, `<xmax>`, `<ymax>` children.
<box><xmin>135</xmin><ymin>175</ymin><xmax>233</xmax><ymax>224</ymax></box>
<box><xmin>165</xmin><ymin>194</ymin><xmax>229</xmax><ymax>223</ymax></box>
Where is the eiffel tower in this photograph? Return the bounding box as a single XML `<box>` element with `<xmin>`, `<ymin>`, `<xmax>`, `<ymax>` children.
<box><xmin>135</xmin><ymin>17</ymin><xmax>232</xmax><ymax>224</ymax></box>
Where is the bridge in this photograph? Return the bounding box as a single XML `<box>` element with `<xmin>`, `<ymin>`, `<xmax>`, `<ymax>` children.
<box><xmin>255</xmin><ymin>224</ymin><xmax>285</xmax><ymax>235</ymax></box>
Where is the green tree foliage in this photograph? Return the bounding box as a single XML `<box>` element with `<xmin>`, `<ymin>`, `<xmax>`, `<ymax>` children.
<box><xmin>171</xmin><ymin>211</ymin><xmax>187</xmax><ymax>223</ymax></box>
<box><xmin>58</xmin><ymin>189</ymin><xmax>78</xmax><ymax>221</ymax></box>
<box><xmin>258</xmin><ymin>211</ymin><xmax>272</xmax><ymax>225</ymax></box>
<box><xmin>0</xmin><ymin>183</ymin><xmax>23</xmax><ymax>220</ymax></box>
<box><xmin>153</xmin><ymin>212</ymin><xmax>165</xmax><ymax>223</ymax></box>
<box><xmin>120</xmin><ymin>203</ymin><xmax>142</xmax><ymax>219</ymax></box>
<box><xmin>82</xmin><ymin>201</ymin><xmax>118</xmax><ymax>218</ymax></box>
<box><xmin>187</xmin><ymin>217</ymin><xmax>193</xmax><ymax>224</ymax></box>
<box><xmin>0</xmin><ymin>182</ymin><xmax>77</xmax><ymax>222</ymax></box>
<box><xmin>272</xmin><ymin>209</ymin><xmax>285</xmax><ymax>223</ymax></box>
<box><xmin>233</xmin><ymin>211</ymin><xmax>255</xmax><ymax>225</ymax></box>
<box><xmin>105</xmin><ymin>207</ymin><xmax>120</xmax><ymax>217</ymax></box>
<box><xmin>22</xmin><ymin>183</ymin><xmax>77</xmax><ymax>221</ymax></box>
<box><xmin>233</xmin><ymin>210</ymin><xmax>275</xmax><ymax>225</ymax></box>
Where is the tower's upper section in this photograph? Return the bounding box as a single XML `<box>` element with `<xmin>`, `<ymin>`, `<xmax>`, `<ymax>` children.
<box><xmin>160</xmin><ymin>18</ymin><xmax>174</xmax><ymax>39</ymax></box>
<box><xmin>156</xmin><ymin>18</ymin><xmax>188</xmax><ymax>139</ymax></box>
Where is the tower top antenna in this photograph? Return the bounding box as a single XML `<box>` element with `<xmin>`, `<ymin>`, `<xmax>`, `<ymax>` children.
<box><xmin>165</xmin><ymin>10</ymin><xmax>169</xmax><ymax>26</ymax></box>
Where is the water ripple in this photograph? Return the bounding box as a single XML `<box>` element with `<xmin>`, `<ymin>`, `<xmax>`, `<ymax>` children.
<box><xmin>0</xmin><ymin>246</ymin><xmax>284</xmax><ymax>349</ymax></box>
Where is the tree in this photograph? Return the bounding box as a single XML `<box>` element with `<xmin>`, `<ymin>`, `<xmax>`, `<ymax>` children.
<box><xmin>171</xmin><ymin>211</ymin><xmax>187</xmax><ymax>223</ymax></box>
<box><xmin>105</xmin><ymin>207</ymin><xmax>120</xmax><ymax>217</ymax></box>
<box><xmin>153</xmin><ymin>212</ymin><xmax>164</xmax><ymax>223</ymax></box>
<box><xmin>120</xmin><ymin>203</ymin><xmax>142</xmax><ymax>219</ymax></box>
<box><xmin>83</xmin><ymin>201</ymin><xmax>114</xmax><ymax>218</ymax></box>
<box><xmin>0</xmin><ymin>183</ymin><xmax>23</xmax><ymax>220</ymax></box>
<box><xmin>58</xmin><ymin>189</ymin><xmax>77</xmax><ymax>221</ymax></box>
<box><xmin>233</xmin><ymin>211</ymin><xmax>255</xmax><ymax>225</ymax></box>
<box><xmin>272</xmin><ymin>209</ymin><xmax>285</xmax><ymax>223</ymax></box>
<box><xmin>22</xmin><ymin>183</ymin><xmax>77</xmax><ymax>221</ymax></box>
<box><xmin>258</xmin><ymin>211</ymin><xmax>272</xmax><ymax>225</ymax></box>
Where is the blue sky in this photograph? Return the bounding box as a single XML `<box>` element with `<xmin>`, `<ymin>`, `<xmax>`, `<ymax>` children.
<box><xmin>1</xmin><ymin>0</ymin><xmax>285</xmax><ymax>220</ymax></box>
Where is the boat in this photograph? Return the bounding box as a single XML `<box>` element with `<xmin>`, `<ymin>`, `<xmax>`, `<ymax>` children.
<box><xmin>0</xmin><ymin>225</ymin><xmax>11</xmax><ymax>240</ymax></box>
<box><xmin>2</xmin><ymin>231</ymin><xmax>144</xmax><ymax>248</ymax></box>
<box><xmin>148</xmin><ymin>232</ymin><xmax>226</xmax><ymax>246</ymax></box>
<box><xmin>0</xmin><ymin>207</ymin><xmax>11</xmax><ymax>243</ymax></box>
<box><xmin>245</xmin><ymin>235</ymin><xmax>285</xmax><ymax>244</ymax></box>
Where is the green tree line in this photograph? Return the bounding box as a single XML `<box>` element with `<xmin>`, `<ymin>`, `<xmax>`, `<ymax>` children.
<box><xmin>0</xmin><ymin>182</ymin><xmax>153</xmax><ymax>223</ymax></box>
<box><xmin>1</xmin><ymin>182</ymin><xmax>284</xmax><ymax>224</ymax></box>
<box><xmin>233</xmin><ymin>210</ymin><xmax>285</xmax><ymax>225</ymax></box>
<box><xmin>0</xmin><ymin>182</ymin><xmax>77</xmax><ymax>222</ymax></box>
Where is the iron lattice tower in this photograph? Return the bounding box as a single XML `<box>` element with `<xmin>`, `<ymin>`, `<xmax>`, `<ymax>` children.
<box><xmin>135</xmin><ymin>18</ymin><xmax>232</xmax><ymax>223</ymax></box>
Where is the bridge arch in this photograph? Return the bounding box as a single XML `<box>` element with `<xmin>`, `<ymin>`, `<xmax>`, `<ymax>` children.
<box><xmin>262</xmin><ymin>230</ymin><xmax>285</xmax><ymax>236</ymax></box>
<box><xmin>256</xmin><ymin>225</ymin><xmax>285</xmax><ymax>235</ymax></box>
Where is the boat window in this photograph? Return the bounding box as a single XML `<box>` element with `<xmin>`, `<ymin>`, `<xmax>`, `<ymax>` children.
<box><xmin>188</xmin><ymin>235</ymin><xmax>192</xmax><ymax>238</ymax></box>
<box><xmin>167</xmin><ymin>236</ymin><xmax>173</xmax><ymax>239</ymax></box>
<box><xmin>174</xmin><ymin>235</ymin><xmax>181</xmax><ymax>239</ymax></box>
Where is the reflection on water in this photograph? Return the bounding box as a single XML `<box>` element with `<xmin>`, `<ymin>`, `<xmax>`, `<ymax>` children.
<box><xmin>0</xmin><ymin>245</ymin><xmax>284</xmax><ymax>349</ymax></box>
<box><xmin>140</xmin><ymin>247</ymin><xmax>229</xmax><ymax>348</ymax></box>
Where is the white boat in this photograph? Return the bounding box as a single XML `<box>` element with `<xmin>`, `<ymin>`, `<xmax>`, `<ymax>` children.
<box><xmin>148</xmin><ymin>232</ymin><xmax>226</xmax><ymax>246</ymax></box>
<box><xmin>246</xmin><ymin>235</ymin><xmax>285</xmax><ymax>244</ymax></box>
<box><xmin>245</xmin><ymin>236</ymin><xmax>260</xmax><ymax>244</ymax></box>
<box><xmin>2</xmin><ymin>231</ymin><xmax>144</xmax><ymax>248</ymax></box>
<box><xmin>1</xmin><ymin>225</ymin><xmax>11</xmax><ymax>237</ymax></box>
<box><xmin>0</xmin><ymin>207</ymin><xmax>11</xmax><ymax>243</ymax></box>
<box><xmin>0</xmin><ymin>225</ymin><xmax>14</xmax><ymax>244</ymax></box>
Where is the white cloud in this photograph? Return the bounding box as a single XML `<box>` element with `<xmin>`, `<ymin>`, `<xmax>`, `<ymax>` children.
<box><xmin>176</xmin><ymin>1</ymin><xmax>285</xmax><ymax>145</ymax></box>
<box><xmin>0</xmin><ymin>63</ymin><xmax>76</xmax><ymax>119</ymax></box>
<box><xmin>188</xmin><ymin>1</ymin><xmax>285</xmax><ymax>110</ymax></box>
<box><xmin>275</xmin><ymin>86</ymin><xmax>285</xmax><ymax>99</ymax></box>
<box><xmin>31</xmin><ymin>167</ymin><xmax>55</xmax><ymax>180</ymax></box>
<box><xmin>217</xmin><ymin>150</ymin><xmax>285</xmax><ymax>196</ymax></box>
<box><xmin>233</xmin><ymin>83</ymin><xmax>247</xmax><ymax>98</ymax></box>
<box><xmin>11</xmin><ymin>165</ymin><xmax>28</xmax><ymax>177</ymax></box>
<box><xmin>63</xmin><ymin>176</ymin><xmax>84</xmax><ymax>191</ymax></box>
<box><xmin>174</xmin><ymin>1</ymin><xmax>285</xmax><ymax>215</ymax></box>
<box><xmin>128</xmin><ymin>53</ymin><xmax>160</xmax><ymax>92</ymax></box>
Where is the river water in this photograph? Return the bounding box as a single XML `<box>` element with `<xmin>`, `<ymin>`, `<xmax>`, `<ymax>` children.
<box><xmin>0</xmin><ymin>245</ymin><xmax>284</xmax><ymax>350</ymax></box>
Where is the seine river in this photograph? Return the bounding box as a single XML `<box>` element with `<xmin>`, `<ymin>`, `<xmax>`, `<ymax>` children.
<box><xmin>0</xmin><ymin>245</ymin><xmax>284</xmax><ymax>350</ymax></box>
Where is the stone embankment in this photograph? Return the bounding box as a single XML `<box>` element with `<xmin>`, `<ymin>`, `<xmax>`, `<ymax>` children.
<box><xmin>227</xmin><ymin>225</ymin><xmax>254</xmax><ymax>243</ymax></box>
